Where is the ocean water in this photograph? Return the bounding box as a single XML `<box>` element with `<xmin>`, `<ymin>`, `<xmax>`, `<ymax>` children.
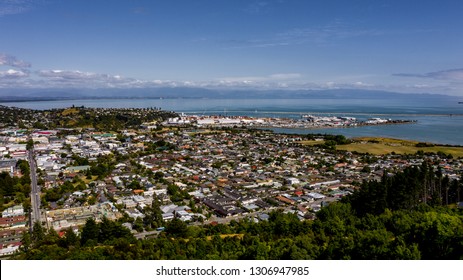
<box><xmin>2</xmin><ymin>97</ymin><xmax>463</xmax><ymax>145</ymax></box>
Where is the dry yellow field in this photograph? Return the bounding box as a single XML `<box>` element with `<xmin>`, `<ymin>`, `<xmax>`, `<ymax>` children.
<box><xmin>297</xmin><ymin>140</ymin><xmax>326</xmax><ymax>146</ymax></box>
<box><xmin>337</xmin><ymin>137</ymin><xmax>463</xmax><ymax>157</ymax></box>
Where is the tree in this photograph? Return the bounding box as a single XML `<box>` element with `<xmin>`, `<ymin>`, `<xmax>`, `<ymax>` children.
<box><xmin>165</xmin><ymin>218</ymin><xmax>188</xmax><ymax>238</ymax></box>
<box><xmin>31</xmin><ymin>222</ymin><xmax>45</xmax><ymax>244</ymax></box>
<box><xmin>62</xmin><ymin>227</ymin><xmax>79</xmax><ymax>248</ymax></box>
<box><xmin>20</xmin><ymin>231</ymin><xmax>32</xmax><ymax>252</ymax></box>
<box><xmin>80</xmin><ymin>218</ymin><xmax>99</xmax><ymax>246</ymax></box>
<box><xmin>361</xmin><ymin>165</ymin><xmax>371</xmax><ymax>173</ymax></box>
<box><xmin>127</xmin><ymin>179</ymin><xmax>141</xmax><ymax>190</ymax></box>
<box><xmin>26</xmin><ymin>139</ymin><xmax>34</xmax><ymax>151</ymax></box>
<box><xmin>133</xmin><ymin>217</ymin><xmax>144</xmax><ymax>232</ymax></box>
<box><xmin>144</xmin><ymin>197</ymin><xmax>164</xmax><ymax>229</ymax></box>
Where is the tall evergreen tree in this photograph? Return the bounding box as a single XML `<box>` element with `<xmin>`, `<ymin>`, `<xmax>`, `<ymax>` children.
<box><xmin>80</xmin><ymin>218</ymin><xmax>99</xmax><ymax>246</ymax></box>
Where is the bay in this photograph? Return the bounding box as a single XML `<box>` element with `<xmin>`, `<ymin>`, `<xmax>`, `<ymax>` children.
<box><xmin>2</xmin><ymin>97</ymin><xmax>462</xmax><ymax>145</ymax></box>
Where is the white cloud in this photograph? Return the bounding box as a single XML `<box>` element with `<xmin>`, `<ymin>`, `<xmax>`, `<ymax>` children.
<box><xmin>36</xmin><ymin>70</ymin><xmax>138</xmax><ymax>85</ymax></box>
<box><xmin>0</xmin><ymin>69</ymin><xmax>28</xmax><ymax>78</ymax></box>
<box><xmin>0</xmin><ymin>62</ymin><xmax>461</xmax><ymax>96</ymax></box>
<box><xmin>213</xmin><ymin>73</ymin><xmax>305</xmax><ymax>89</ymax></box>
<box><xmin>352</xmin><ymin>81</ymin><xmax>373</xmax><ymax>87</ymax></box>
<box><xmin>32</xmin><ymin>69</ymin><xmax>204</xmax><ymax>89</ymax></box>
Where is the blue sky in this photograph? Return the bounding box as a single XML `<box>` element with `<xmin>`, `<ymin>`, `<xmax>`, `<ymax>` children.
<box><xmin>1</xmin><ymin>0</ymin><xmax>463</xmax><ymax>96</ymax></box>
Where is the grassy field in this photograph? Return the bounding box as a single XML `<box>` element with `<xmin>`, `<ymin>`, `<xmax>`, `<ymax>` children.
<box><xmin>298</xmin><ymin>140</ymin><xmax>325</xmax><ymax>146</ymax></box>
<box><xmin>60</xmin><ymin>108</ymin><xmax>79</xmax><ymax>116</ymax></box>
<box><xmin>337</xmin><ymin>137</ymin><xmax>463</xmax><ymax>157</ymax></box>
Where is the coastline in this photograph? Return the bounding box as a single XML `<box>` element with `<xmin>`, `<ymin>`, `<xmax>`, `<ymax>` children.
<box><xmin>1</xmin><ymin>100</ymin><xmax>462</xmax><ymax>146</ymax></box>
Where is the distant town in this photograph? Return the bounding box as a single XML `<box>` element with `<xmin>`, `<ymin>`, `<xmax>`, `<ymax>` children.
<box><xmin>0</xmin><ymin>105</ymin><xmax>461</xmax><ymax>258</ymax></box>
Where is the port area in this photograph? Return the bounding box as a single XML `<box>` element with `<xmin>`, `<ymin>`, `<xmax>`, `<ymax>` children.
<box><xmin>261</xmin><ymin>115</ymin><xmax>416</xmax><ymax>129</ymax></box>
<box><xmin>163</xmin><ymin>114</ymin><xmax>416</xmax><ymax>129</ymax></box>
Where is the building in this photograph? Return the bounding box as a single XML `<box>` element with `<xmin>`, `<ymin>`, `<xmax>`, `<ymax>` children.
<box><xmin>1</xmin><ymin>205</ymin><xmax>24</xmax><ymax>218</ymax></box>
<box><xmin>0</xmin><ymin>159</ymin><xmax>16</xmax><ymax>174</ymax></box>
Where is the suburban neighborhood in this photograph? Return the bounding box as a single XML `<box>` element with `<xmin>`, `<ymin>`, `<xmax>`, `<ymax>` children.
<box><xmin>0</xmin><ymin>106</ymin><xmax>462</xmax><ymax>257</ymax></box>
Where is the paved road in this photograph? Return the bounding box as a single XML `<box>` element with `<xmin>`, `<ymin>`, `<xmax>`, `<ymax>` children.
<box><xmin>28</xmin><ymin>147</ymin><xmax>41</xmax><ymax>227</ymax></box>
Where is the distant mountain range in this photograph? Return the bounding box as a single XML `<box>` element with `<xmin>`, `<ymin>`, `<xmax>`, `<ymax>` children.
<box><xmin>0</xmin><ymin>87</ymin><xmax>455</xmax><ymax>102</ymax></box>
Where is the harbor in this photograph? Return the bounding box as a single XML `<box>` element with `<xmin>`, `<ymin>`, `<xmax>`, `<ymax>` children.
<box><xmin>164</xmin><ymin>114</ymin><xmax>416</xmax><ymax>130</ymax></box>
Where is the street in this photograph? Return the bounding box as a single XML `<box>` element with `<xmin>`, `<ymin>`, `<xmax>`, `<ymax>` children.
<box><xmin>28</xmin><ymin>147</ymin><xmax>41</xmax><ymax>227</ymax></box>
